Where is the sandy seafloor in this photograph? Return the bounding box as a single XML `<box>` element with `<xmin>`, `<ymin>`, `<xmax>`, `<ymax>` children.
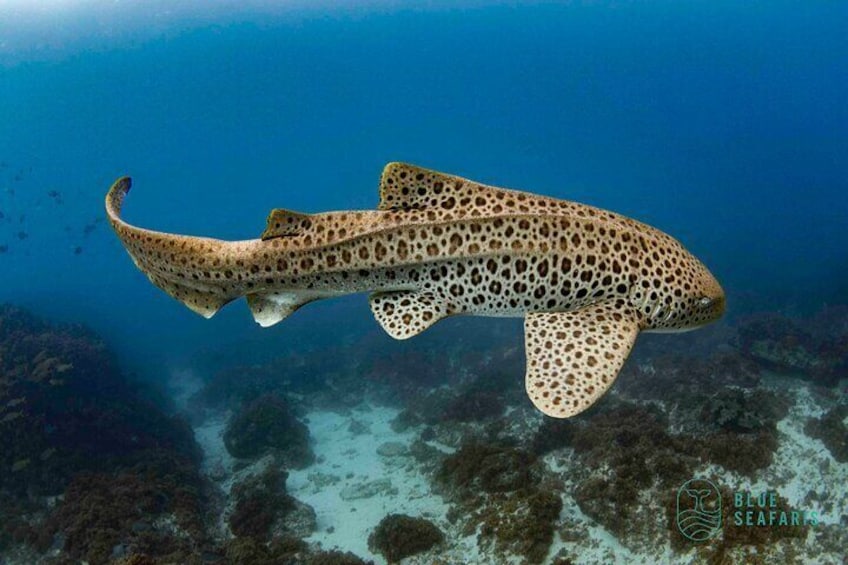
<box><xmin>177</xmin><ymin>369</ymin><xmax>847</xmax><ymax>565</ymax></box>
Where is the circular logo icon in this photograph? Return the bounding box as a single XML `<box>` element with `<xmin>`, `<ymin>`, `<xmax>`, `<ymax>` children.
<box><xmin>676</xmin><ymin>478</ymin><xmax>722</xmax><ymax>541</ymax></box>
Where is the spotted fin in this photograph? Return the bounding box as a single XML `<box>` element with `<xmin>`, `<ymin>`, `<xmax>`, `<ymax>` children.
<box><xmin>369</xmin><ymin>290</ymin><xmax>450</xmax><ymax>339</ymax></box>
<box><xmin>247</xmin><ymin>292</ymin><xmax>312</xmax><ymax>327</ymax></box>
<box><xmin>378</xmin><ymin>162</ymin><xmax>511</xmax><ymax>211</ymax></box>
<box><xmin>146</xmin><ymin>272</ymin><xmax>234</xmax><ymax>319</ymax></box>
<box><xmin>524</xmin><ymin>301</ymin><xmax>641</xmax><ymax>418</ymax></box>
<box><xmin>261</xmin><ymin>209</ymin><xmax>313</xmax><ymax>240</ymax></box>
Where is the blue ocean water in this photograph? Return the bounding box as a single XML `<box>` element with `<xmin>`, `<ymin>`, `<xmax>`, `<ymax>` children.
<box><xmin>1</xmin><ymin>1</ymin><xmax>845</xmax><ymax>371</ymax></box>
<box><xmin>0</xmin><ymin>2</ymin><xmax>846</xmax><ymax>563</ymax></box>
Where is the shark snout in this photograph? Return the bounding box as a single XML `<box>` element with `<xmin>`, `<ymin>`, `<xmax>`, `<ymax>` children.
<box><xmin>697</xmin><ymin>269</ymin><xmax>726</xmax><ymax>324</ymax></box>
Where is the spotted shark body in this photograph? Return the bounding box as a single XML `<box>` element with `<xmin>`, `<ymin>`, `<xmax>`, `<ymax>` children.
<box><xmin>106</xmin><ymin>163</ymin><xmax>725</xmax><ymax>418</ymax></box>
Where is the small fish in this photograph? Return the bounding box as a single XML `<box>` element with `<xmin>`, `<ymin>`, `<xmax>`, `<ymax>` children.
<box><xmin>40</xmin><ymin>447</ymin><xmax>56</xmax><ymax>461</ymax></box>
<box><xmin>47</xmin><ymin>189</ymin><xmax>60</xmax><ymax>198</ymax></box>
<box><xmin>0</xmin><ymin>210</ymin><xmax>4</xmax><ymax>220</ymax></box>
<box><xmin>11</xmin><ymin>458</ymin><xmax>30</xmax><ymax>472</ymax></box>
<box><xmin>6</xmin><ymin>397</ymin><xmax>25</xmax><ymax>408</ymax></box>
<box><xmin>0</xmin><ymin>245</ymin><xmax>7</xmax><ymax>254</ymax></box>
<box><xmin>1</xmin><ymin>411</ymin><xmax>22</xmax><ymax>424</ymax></box>
<box><xmin>73</xmin><ymin>246</ymin><xmax>83</xmax><ymax>255</ymax></box>
<box><xmin>17</xmin><ymin>231</ymin><xmax>27</xmax><ymax>240</ymax></box>
<box><xmin>83</xmin><ymin>223</ymin><xmax>97</xmax><ymax>236</ymax></box>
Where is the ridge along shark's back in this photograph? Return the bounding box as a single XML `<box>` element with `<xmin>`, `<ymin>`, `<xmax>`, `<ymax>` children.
<box><xmin>106</xmin><ymin>162</ymin><xmax>725</xmax><ymax>418</ymax></box>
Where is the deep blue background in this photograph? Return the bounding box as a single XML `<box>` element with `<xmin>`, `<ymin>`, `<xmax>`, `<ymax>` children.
<box><xmin>1</xmin><ymin>1</ymin><xmax>845</xmax><ymax>375</ymax></box>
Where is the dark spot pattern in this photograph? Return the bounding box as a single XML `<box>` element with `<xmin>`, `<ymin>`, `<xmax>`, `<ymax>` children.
<box><xmin>524</xmin><ymin>301</ymin><xmax>640</xmax><ymax>417</ymax></box>
<box><xmin>105</xmin><ymin>162</ymin><xmax>725</xmax><ymax>417</ymax></box>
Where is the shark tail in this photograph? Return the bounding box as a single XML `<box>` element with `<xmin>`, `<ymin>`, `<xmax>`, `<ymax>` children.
<box><xmin>105</xmin><ymin>177</ymin><xmax>240</xmax><ymax>318</ymax></box>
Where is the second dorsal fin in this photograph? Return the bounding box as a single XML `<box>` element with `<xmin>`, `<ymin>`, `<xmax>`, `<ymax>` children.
<box><xmin>261</xmin><ymin>208</ymin><xmax>313</xmax><ymax>240</ymax></box>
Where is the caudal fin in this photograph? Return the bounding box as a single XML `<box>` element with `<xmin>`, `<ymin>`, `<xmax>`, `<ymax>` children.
<box><xmin>105</xmin><ymin>176</ymin><xmax>240</xmax><ymax>318</ymax></box>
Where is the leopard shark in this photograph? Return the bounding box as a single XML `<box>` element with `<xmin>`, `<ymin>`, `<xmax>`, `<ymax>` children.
<box><xmin>105</xmin><ymin>163</ymin><xmax>725</xmax><ymax>418</ymax></box>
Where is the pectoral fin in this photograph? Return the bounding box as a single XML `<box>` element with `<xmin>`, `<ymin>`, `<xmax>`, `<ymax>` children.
<box><xmin>369</xmin><ymin>290</ymin><xmax>449</xmax><ymax>339</ymax></box>
<box><xmin>524</xmin><ymin>301</ymin><xmax>641</xmax><ymax>418</ymax></box>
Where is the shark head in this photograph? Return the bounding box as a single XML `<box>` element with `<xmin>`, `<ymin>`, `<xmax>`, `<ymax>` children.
<box><xmin>688</xmin><ymin>261</ymin><xmax>726</xmax><ymax>327</ymax></box>
<box><xmin>641</xmin><ymin>244</ymin><xmax>725</xmax><ymax>332</ymax></box>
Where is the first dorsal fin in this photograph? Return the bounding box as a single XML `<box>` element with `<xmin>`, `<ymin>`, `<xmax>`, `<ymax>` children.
<box><xmin>378</xmin><ymin>162</ymin><xmax>513</xmax><ymax>212</ymax></box>
<box><xmin>261</xmin><ymin>208</ymin><xmax>313</xmax><ymax>240</ymax></box>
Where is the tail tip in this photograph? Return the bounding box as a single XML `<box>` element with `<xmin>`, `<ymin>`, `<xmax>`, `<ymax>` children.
<box><xmin>105</xmin><ymin>176</ymin><xmax>133</xmax><ymax>216</ymax></box>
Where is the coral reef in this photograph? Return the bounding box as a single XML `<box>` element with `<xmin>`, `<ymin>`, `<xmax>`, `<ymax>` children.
<box><xmin>362</xmin><ymin>318</ymin><xmax>524</xmax><ymax>409</ymax></box>
<box><xmin>229</xmin><ymin>466</ymin><xmax>293</xmax><ymax>540</ymax></box>
<box><xmin>613</xmin><ymin>354</ymin><xmax>789</xmax><ymax>476</ymax></box>
<box><xmin>738</xmin><ymin>313</ymin><xmax>844</xmax><ymax>387</ymax></box>
<box><xmin>227</xmin><ymin>464</ymin><xmax>316</xmax><ymax>541</ymax></box>
<box><xmin>568</xmin><ymin>404</ymin><xmax>694</xmax><ymax>537</ymax></box>
<box><xmin>437</xmin><ymin>443</ymin><xmax>535</xmax><ymax>494</ymax></box>
<box><xmin>539</xmin><ymin>395</ymin><xmax>790</xmax><ymax>551</ymax></box>
<box><xmin>189</xmin><ymin>340</ymin><xmax>378</xmax><ymax>421</ymax></box>
<box><xmin>391</xmin><ymin>388</ymin><xmax>456</xmax><ymax>431</ymax></box>
<box><xmin>223</xmin><ymin>536</ymin><xmax>307</xmax><ymax>565</ymax></box>
<box><xmin>408</xmin><ymin>438</ymin><xmax>447</xmax><ymax>474</ymax></box>
<box><xmin>665</xmin><ymin>485</ymin><xmax>807</xmax><ymax>563</ymax></box>
<box><xmin>0</xmin><ymin>305</ymin><xmax>210</xmax><ymax>564</ymax></box>
<box><xmin>618</xmin><ymin>352</ymin><xmax>761</xmax><ymax>411</ymax></box>
<box><xmin>194</xmin><ymin>364</ymin><xmax>290</xmax><ymax>411</ymax></box>
<box><xmin>306</xmin><ymin>550</ymin><xmax>373</xmax><ymax>565</ymax></box>
<box><xmin>0</xmin><ymin>305</ymin><xmax>201</xmax><ymax>496</ymax></box>
<box><xmin>703</xmin><ymin>388</ymin><xmax>790</xmax><ymax>433</ymax></box>
<box><xmin>477</xmin><ymin>488</ymin><xmax>563</xmax><ymax>564</ymax></box>
<box><xmin>697</xmin><ymin>389</ymin><xmax>788</xmax><ymax>475</ymax></box>
<box><xmin>363</xmin><ymin>348</ymin><xmax>454</xmax><ymax>405</ymax></box>
<box><xmin>530</xmin><ymin>417</ymin><xmax>577</xmax><ymax>456</ymax></box>
<box><xmin>436</xmin><ymin>443</ymin><xmax>561</xmax><ymax>563</ymax></box>
<box><xmin>805</xmin><ymin>405</ymin><xmax>848</xmax><ymax>462</ymax></box>
<box><xmin>441</xmin><ymin>389</ymin><xmax>506</xmax><ymax>423</ymax></box>
<box><xmin>223</xmin><ymin>394</ymin><xmax>314</xmax><ymax>467</ymax></box>
<box><xmin>3</xmin><ymin>298</ymin><xmax>844</xmax><ymax>564</ymax></box>
<box><xmin>698</xmin><ymin>430</ymin><xmax>779</xmax><ymax>476</ymax></box>
<box><xmin>389</xmin><ymin>369</ymin><xmax>518</xmax><ymax>442</ymax></box>
<box><xmin>38</xmin><ymin>467</ymin><xmax>205</xmax><ymax>564</ymax></box>
<box><xmin>367</xmin><ymin>514</ymin><xmax>444</xmax><ymax>563</ymax></box>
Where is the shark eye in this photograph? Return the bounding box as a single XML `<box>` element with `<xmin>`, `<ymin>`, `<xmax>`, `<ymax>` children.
<box><xmin>697</xmin><ymin>297</ymin><xmax>713</xmax><ymax>308</ymax></box>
